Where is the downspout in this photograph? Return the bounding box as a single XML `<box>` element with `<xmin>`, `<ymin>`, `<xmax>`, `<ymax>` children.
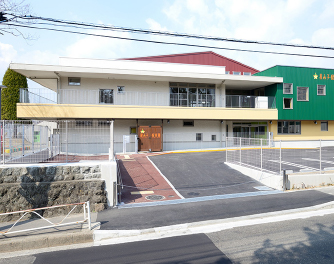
<box><xmin>54</xmin><ymin>72</ymin><xmax>61</xmax><ymax>104</ymax></box>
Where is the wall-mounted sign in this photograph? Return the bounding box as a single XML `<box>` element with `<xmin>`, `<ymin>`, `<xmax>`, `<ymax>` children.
<box><xmin>314</xmin><ymin>73</ymin><xmax>334</xmax><ymax>80</ymax></box>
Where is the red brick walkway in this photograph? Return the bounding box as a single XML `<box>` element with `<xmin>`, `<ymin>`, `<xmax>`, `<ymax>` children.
<box><xmin>117</xmin><ymin>153</ymin><xmax>182</xmax><ymax>204</ymax></box>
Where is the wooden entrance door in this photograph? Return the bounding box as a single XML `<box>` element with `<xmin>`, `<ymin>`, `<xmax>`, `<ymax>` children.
<box><xmin>138</xmin><ymin>126</ymin><xmax>162</xmax><ymax>151</ymax></box>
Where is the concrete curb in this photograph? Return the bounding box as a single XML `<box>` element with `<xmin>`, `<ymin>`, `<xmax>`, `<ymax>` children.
<box><xmin>0</xmin><ymin>230</ymin><xmax>94</xmax><ymax>254</ymax></box>
<box><xmin>94</xmin><ymin>201</ymin><xmax>334</xmax><ymax>246</ymax></box>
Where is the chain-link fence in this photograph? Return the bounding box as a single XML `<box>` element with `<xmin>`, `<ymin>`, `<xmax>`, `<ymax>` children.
<box><xmin>226</xmin><ymin>137</ymin><xmax>334</xmax><ymax>175</ymax></box>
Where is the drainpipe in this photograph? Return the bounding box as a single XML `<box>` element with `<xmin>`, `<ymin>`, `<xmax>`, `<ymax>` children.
<box><xmin>54</xmin><ymin>72</ymin><xmax>61</xmax><ymax>104</ymax></box>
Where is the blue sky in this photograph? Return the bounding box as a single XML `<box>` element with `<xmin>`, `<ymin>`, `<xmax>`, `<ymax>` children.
<box><xmin>1</xmin><ymin>0</ymin><xmax>334</xmax><ymax>86</ymax></box>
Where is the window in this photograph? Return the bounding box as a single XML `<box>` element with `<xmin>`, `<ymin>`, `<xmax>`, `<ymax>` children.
<box><xmin>283</xmin><ymin>98</ymin><xmax>293</xmax><ymax>109</ymax></box>
<box><xmin>99</xmin><ymin>89</ymin><xmax>113</xmax><ymax>104</ymax></box>
<box><xmin>243</xmin><ymin>72</ymin><xmax>251</xmax><ymax>76</ymax></box>
<box><xmin>68</xmin><ymin>77</ymin><xmax>80</xmax><ymax>86</ymax></box>
<box><xmin>169</xmin><ymin>83</ymin><xmax>215</xmax><ymax>107</ymax></box>
<box><xmin>196</xmin><ymin>133</ymin><xmax>202</xmax><ymax>141</ymax></box>
<box><xmin>277</xmin><ymin>121</ymin><xmax>301</xmax><ymax>134</ymax></box>
<box><xmin>183</xmin><ymin>120</ymin><xmax>194</xmax><ymax>127</ymax></box>
<box><xmin>117</xmin><ymin>86</ymin><xmax>125</xmax><ymax>94</ymax></box>
<box><xmin>317</xmin><ymin>85</ymin><xmax>326</xmax><ymax>96</ymax></box>
<box><xmin>283</xmin><ymin>83</ymin><xmax>293</xmax><ymax>94</ymax></box>
<box><xmin>233</xmin><ymin>71</ymin><xmax>241</xmax><ymax>75</ymax></box>
<box><xmin>98</xmin><ymin>120</ymin><xmax>109</xmax><ymax>126</ymax></box>
<box><xmin>225</xmin><ymin>71</ymin><xmax>230</xmax><ymax>74</ymax></box>
<box><xmin>130</xmin><ymin>127</ymin><xmax>137</xmax><ymax>134</ymax></box>
<box><xmin>297</xmin><ymin>87</ymin><xmax>309</xmax><ymax>101</ymax></box>
<box><xmin>211</xmin><ymin>135</ymin><xmax>216</xmax><ymax>141</ymax></box>
<box><xmin>76</xmin><ymin>120</ymin><xmax>93</xmax><ymax>126</ymax></box>
<box><xmin>321</xmin><ymin>121</ymin><xmax>328</xmax><ymax>131</ymax></box>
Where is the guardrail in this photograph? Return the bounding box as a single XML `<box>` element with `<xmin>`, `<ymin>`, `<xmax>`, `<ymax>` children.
<box><xmin>0</xmin><ymin>201</ymin><xmax>91</xmax><ymax>236</ymax></box>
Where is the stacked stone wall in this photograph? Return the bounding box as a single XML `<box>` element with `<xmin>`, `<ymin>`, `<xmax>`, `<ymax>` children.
<box><xmin>0</xmin><ymin>165</ymin><xmax>107</xmax><ymax>221</ymax></box>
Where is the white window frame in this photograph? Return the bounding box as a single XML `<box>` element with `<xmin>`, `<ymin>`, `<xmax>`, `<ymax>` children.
<box><xmin>283</xmin><ymin>98</ymin><xmax>293</xmax><ymax>109</ymax></box>
<box><xmin>232</xmin><ymin>71</ymin><xmax>241</xmax><ymax>75</ymax></box>
<box><xmin>283</xmin><ymin>83</ymin><xmax>293</xmax><ymax>94</ymax></box>
<box><xmin>243</xmin><ymin>72</ymin><xmax>251</xmax><ymax>76</ymax></box>
<box><xmin>317</xmin><ymin>85</ymin><xmax>326</xmax><ymax>96</ymax></box>
<box><xmin>297</xmin><ymin>87</ymin><xmax>309</xmax><ymax>101</ymax></box>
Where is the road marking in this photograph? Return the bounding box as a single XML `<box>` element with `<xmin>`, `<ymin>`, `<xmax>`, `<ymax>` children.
<box><xmin>303</xmin><ymin>158</ymin><xmax>334</xmax><ymax>164</ymax></box>
<box><xmin>147</xmin><ymin>156</ymin><xmax>185</xmax><ymax>199</ymax></box>
<box><xmin>269</xmin><ymin>160</ymin><xmax>317</xmax><ymax>170</ymax></box>
<box><xmin>131</xmin><ymin>191</ymin><xmax>154</xmax><ymax>195</ymax></box>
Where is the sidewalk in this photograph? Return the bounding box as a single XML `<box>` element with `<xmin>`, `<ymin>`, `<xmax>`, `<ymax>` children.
<box><xmin>0</xmin><ymin>212</ymin><xmax>99</xmax><ymax>254</ymax></box>
<box><xmin>117</xmin><ymin>153</ymin><xmax>182</xmax><ymax>204</ymax></box>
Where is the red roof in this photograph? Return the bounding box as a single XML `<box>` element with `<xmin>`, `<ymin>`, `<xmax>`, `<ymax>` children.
<box><xmin>123</xmin><ymin>51</ymin><xmax>258</xmax><ymax>74</ymax></box>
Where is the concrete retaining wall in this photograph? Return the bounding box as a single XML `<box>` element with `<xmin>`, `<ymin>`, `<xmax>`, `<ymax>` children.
<box><xmin>287</xmin><ymin>172</ymin><xmax>334</xmax><ymax>189</ymax></box>
<box><xmin>0</xmin><ymin>164</ymin><xmax>108</xmax><ymax>221</ymax></box>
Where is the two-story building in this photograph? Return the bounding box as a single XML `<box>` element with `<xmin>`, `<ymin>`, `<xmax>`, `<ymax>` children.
<box><xmin>255</xmin><ymin>66</ymin><xmax>334</xmax><ymax>141</ymax></box>
<box><xmin>10</xmin><ymin>51</ymin><xmax>281</xmax><ymax>153</ymax></box>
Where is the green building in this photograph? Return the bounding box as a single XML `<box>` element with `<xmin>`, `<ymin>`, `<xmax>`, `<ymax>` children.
<box><xmin>255</xmin><ymin>65</ymin><xmax>334</xmax><ymax>140</ymax></box>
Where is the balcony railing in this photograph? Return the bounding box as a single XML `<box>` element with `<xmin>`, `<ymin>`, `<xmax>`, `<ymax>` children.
<box><xmin>19</xmin><ymin>89</ymin><xmax>276</xmax><ymax>109</ymax></box>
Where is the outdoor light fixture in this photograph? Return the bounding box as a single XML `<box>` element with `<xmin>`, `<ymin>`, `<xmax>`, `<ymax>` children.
<box><xmin>269</xmin><ymin>121</ymin><xmax>272</xmax><ymax>124</ymax></box>
<box><xmin>167</xmin><ymin>120</ymin><xmax>170</xmax><ymax>124</ymax></box>
<box><xmin>221</xmin><ymin>120</ymin><xmax>224</xmax><ymax>124</ymax></box>
<box><xmin>314</xmin><ymin>121</ymin><xmax>317</xmax><ymax>124</ymax></box>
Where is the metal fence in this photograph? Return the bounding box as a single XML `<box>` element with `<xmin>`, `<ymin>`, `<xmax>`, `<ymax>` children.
<box><xmin>226</xmin><ymin>137</ymin><xmax>334</xmax><ymax>175</ymax></box>
<box><xmin>0</xmin><ymin>120</ymin><xmax>114</xmax><ymax>164</ymax></box>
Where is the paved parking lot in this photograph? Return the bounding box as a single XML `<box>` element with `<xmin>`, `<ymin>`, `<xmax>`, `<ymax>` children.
<box><xmin>150</xmin><ymin>151</ymin><xmax>269</xmax><ymax>198</ymax></box>
<box><xmin>226</xmin><ymin>146</ymin><xmax>334</xmax><ymax>174</ymax></box>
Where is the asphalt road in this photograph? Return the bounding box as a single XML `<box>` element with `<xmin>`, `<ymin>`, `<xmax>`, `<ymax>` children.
<box><xmin>97</xmin><ymin>189</ymin><xmax>334</xmax><ymax>230</ymax></box>
<box><xmin>207</xmin><ymin>213</ymin><xmax>334</xmax><ymax>263</ymax></box>
<box><xmin>4</xmin><ymin>209</ymin><xmax>334</xmax><ymax>264</ymax></box>
<box><xmin>150</xmin><ymin>151</ymin><xmax>268</xmax><ymax>198</ymax></box>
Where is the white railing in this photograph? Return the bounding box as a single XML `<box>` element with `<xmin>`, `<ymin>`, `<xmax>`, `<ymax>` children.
<box><xmin>20</xmin><ymin>88</ymin><xmax>276</xmax><ymax>109</ymax></box>
<box><xmin>226</xmin><ymin>137</ymin><xmax>334</xmax><ymax>175</ymax></box>
<box><xmin>0</xmin><ymin>202</ymin><xmax>91</xmax><ymax>236</ymax></box>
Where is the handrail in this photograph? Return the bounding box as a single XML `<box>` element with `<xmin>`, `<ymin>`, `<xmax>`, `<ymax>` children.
<box><xmin>0</xmin><ymin>201</ymin><xmax>91</xmax><ymax>236</ymax></box>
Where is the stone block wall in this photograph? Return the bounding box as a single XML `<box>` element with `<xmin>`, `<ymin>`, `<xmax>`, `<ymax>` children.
<box><xmin>0</xmin><ymin>164</ymin><xmax>108</xmax><ymax>221</ymax></box>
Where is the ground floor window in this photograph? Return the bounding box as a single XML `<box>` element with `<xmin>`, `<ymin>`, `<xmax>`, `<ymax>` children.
<box><xmin>321</xmin><ymin>121</ymin><xmax>328</xmax><ymax>131</ymax></box>
<box><xmin>277</xmin><ymin>121</ymin><xmax>301</xmax><ymax>134</ymax></box>
<box><xmin>196</xmin><ymin>133</ymin><xmax>202</xmax><ymax>141</ymax></box>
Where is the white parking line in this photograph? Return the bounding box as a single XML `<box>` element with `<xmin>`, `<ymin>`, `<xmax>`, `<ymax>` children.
<box><xmin>303</xmin><ymin>158</ymin><xmax>334</xmax><ymax>164</ymax></box>
<box><xmin>269</xmin><ymin>160</ymin><xmax>317</xmax><ymax>170</ymax></box>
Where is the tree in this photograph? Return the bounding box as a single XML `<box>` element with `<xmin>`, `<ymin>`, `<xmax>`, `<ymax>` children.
<box><xmin>0</xmin><ymin>0</ymin><xmax>32</xmax><ymax>38</ymax></box>
<box><xmin>2</xmin><ymin>67</ymin><xmax>27</xmax><ymax>120</ymax></box>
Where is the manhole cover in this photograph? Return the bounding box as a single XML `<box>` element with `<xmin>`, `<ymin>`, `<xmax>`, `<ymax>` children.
<box><xmin>145</xmin><ymin>195</ymin><xmax>165</xmax><ymax>201</ymax></box>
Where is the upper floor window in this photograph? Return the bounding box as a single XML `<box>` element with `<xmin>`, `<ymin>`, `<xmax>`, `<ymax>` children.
<box><xmin>317</xmin><ymin>85</ymin><xmax>326</xmax><ymax>96</ymax></box>
<box><xmin>233</xmin><ymin>71</ymin><xmax>241</xmax><ymax>75</ymax></box>
<box><xmin>243</xmin><ymin>72</ymin><xmax>251</xmax><ymax>76</ymax></box>
<box><xmin>225</xmin><ymin>71</ymin><xmax>230</xmax><ymax>74</ymax></box>
<box><xmin>283</xmin><ymin>83</ymin><xmax>293</xmax><ymax>94</ymax></box>
<box><xmin>99</xmin><ymin>89</ymin><xmax>113</xmax><ymax>104</ymax></box>
<box><xmin>68</xmin><ymin>77</ymin><xmax>80</xmax><ymax>86</ymax></box>
<box><xmin>283</xmin><ymin>98</ymin><xmax>293</xmax><ymax>109</ymax></box>
<box><xmin>169</xmin><ymin>83</ymin><xmax>215</xmax><ymax>107</ymax></box>
<box><xmin>297</xmin><ymin>87</ymin><xmax>309</xmax><ymax>101</ymax></box>
<box><xmin>117</xmin><ymin>86</ymin><xmax>125</xmax><ymax>94</ymax></box>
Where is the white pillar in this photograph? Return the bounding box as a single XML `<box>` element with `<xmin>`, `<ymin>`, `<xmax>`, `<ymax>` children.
<box><xmin>109</xmin><ymin>120</ymin><xmax>114</xmax><ymax>161</ymax></box>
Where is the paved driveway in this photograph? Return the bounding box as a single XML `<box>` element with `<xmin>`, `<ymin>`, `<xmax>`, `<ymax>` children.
<box><xmin>150</xmin><ymin>151</ymin><xmax>268</xmax><ymax>198</ymax></box>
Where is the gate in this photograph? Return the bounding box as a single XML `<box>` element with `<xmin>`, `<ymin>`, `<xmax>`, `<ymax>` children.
<box><xmin>138</xmin><ymin>126</ymin><xmax>162</xmax><ymax>151</ymax></box>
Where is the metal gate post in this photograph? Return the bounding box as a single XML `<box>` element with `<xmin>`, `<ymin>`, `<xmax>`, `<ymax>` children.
<box><xmin>283</xmin><ymin>169</ymin><xmax>288</xmax><ymax>191</ymax></box>
<box><xmin>22</xmin><ymin>124</ymin><xmax>25</xmax><ymax>157</ymax></box>
<box><xmin>279</xmin><ymin>140</ymin><xmax>282</xmax><ymax>174</ymax></box>
<box><xmin>109</xmin><ymin>120</ymin><xmax>114</xmax><ymax>161</ymax></box>
<box><xmin>65</xmin><ymin>121</ymin><xmax>68</xmax><ymax>163</ymax></box>
<box><xmin>239</xmin><ymin>137</ymin><xmax>242</xmax><ymax>165</ymax></box>
<box><xmin>261</xmin><ymin>138</ymin><xmax>263</xmax><ymax>171</ymax></box>
<box><xmin>319</xmin><ymin>139</ymin><xmax>321</xmax><ymax>174</ymax></box>
<box><xmin>32</xmin><ymin>124</ymin><xmax>34</xmax><ymax>153</ymax></box>
<box><xmin>2</xmin><ymin>120</ymin><xmax>5</xmax><ymax>165</ymax></box>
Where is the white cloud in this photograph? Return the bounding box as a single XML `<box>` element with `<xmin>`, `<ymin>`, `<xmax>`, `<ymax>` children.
<box><xmin>311</xmin><ymin>28</ymin><xmax>334</xmax><ymax>47</ymax></box>
<box><xmin>65</xmin><ymin>29</ymin><xmax>131</xmax><ymax>59</ymax></box>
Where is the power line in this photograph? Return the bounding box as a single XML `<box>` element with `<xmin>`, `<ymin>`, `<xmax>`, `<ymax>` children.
<box><xmin>12</xmin><ymin>14</ymin><xmax>334</xmax><ymax>51</ymax></box>
<box><xmin>5</xmin><ymin>22</ymin><xmax>334</xmax><ymax>59</ymax></box>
